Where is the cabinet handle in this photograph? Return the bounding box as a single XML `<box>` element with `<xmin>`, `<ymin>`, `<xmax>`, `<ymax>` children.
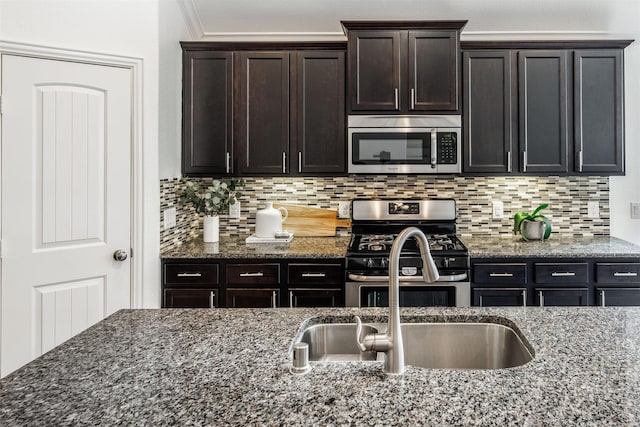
<box><xmin>410</xmin><ymin>88</ymin><xmax>415</xmax><ymax>110</ymax></box>
<box><xmin>522</xmin><ymin>151</ymin><xmax>528</xmax><ymax>172</ymax></box>
<box><xmin>614</xmin><ymin>272</ymin><xmax>638</xmax><ymax>277</ymax></box>
<box><xmin>539</xmin><ymin>290</ymin><xmax>545</xmax><ymax>307</ymax></box>
<box><xmin>578</xmin><ymin>150</ymin><xmax>584</xmax><ymax>172</ymax></box>
<box><xmin>209</xmin><ymin>291</ymin><xmax>216</xmax><ymax>308</ymax></box>
<box><xmin>177</xmin><ymin>272</ymin><xmax>202</xmax><ymax>278</ymax></box>
<box><xmin>600</xmin><ymin>289</ymin><xmax>606</xmax><ymax>307</ymax></box>
<box><xmin>551</xmin><ymin>272</ymin><xmax>576</xmax><ymax>277</ymax></box>
<box><xmin>282</xmin><ymin>152</ymin><xmax>286</xmax><ymax>174</ymax></box>
<box><xmin>522</xmin><ymin>289</ymin><xmax>527</xmax><ymax>307</ymax></box>
<box><xmin>507</xmin><ymin>151</ymin><xmax>512</xmax><ymax>172</ymax></box>
<box><xmin>298</xmin><ymin>151</ymin><xmax>302</xmax><ymax>173</ymax></box>
<box><xmin>289</xmin><ymin>290</ymin><xmax>294</xmax><ymax>307</ymax></box>
<box><xmin>490</xmin><ymin>272</ymin><xmax>513</xmax><ymax>277</ymax></box>
<box><xmin>302</xmin><ymin>272</ymin><xmax>326</xmax><ymax>278</ymax></box>
<box><xmin>239</xmin><ymin>272</ymin><xmax>264</xmax><ymax>277</ymax></box>
<box><xmin>272</xmin><ymin>290</ymin><xmax>278</xmax><ymax>308</ymax></box>
<box><xmin>394</xmin><ymin>88</ymin><xmax>399</xmax><ymax>110</ymax></box>
<box><xmin>225</xmin><ymin>152</ymin><xmax>231</xmax><ymax>174</ymax></box>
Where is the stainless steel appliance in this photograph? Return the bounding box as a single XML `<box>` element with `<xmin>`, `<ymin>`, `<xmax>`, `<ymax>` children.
<box><xmin>345</xmin><ymin>199</ymin><xmax>470</xmax><ymax>307</ymax></box>
<box><xmin>347</xmin><ymin>115</ymin><xmax>462</xmax><ymax>174</ymax></box>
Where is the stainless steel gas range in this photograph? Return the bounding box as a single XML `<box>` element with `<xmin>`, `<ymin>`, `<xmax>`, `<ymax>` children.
<box><xmin>345</xmin><ymin>199</ymin><xmax>470</xmax><ymax>307</ymax></box>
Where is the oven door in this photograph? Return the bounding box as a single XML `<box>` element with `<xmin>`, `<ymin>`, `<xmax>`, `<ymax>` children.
<box><xmin>347</xmin><ymin>127</ymin><xmax>461</xmax><ymax>174</ymax></box>
<box><xmin>345</xmin><ymin>278</ymin><xmax>470</xmax><ymax>308</ymax></box>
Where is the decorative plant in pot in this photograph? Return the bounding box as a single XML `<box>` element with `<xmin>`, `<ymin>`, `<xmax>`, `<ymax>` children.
<box><xmin>513</xmin><ymin>203</ymin><xmax>552</xmax><ymax>241</ymax></box>
<box><xmin>180</xmin><ymin>178</ymin><xmax>245</xmax><ymax>243</ymax></box>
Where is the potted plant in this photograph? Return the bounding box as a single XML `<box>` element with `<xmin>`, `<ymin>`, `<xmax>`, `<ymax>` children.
<box><xmin>513</xmin><ymin>203</ymin><xmax>552</xmax><ymax>241</ymax></box>
<box><xmin>180</xmin><ymin>177</ymin><xmax>245</xmax><ymax>242</ymax></box>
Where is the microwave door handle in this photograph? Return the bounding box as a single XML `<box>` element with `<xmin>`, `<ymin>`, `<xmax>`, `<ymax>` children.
<box><xmin>430</xmin><ymin>129</ymin><xmax>437</xmax><ymax>169</ymax></box>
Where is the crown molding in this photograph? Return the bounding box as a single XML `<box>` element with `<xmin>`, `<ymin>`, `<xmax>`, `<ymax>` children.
<box><xmin>177</xmin><ymin>0</ymin><xmax>205</xmax><ymax>40</ymax></box>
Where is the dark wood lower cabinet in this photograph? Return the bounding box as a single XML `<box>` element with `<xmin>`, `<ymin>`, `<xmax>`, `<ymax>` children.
<box><xmin>535</xmin><ymin>288</ymin><xmax>589</xmax><ymax>306</ymax></box>
<box><xmin>473</xmin><ymin>288</ymin><xmax>526</xmax><ymax>307</ymax></box>
<box><xmin>596</xmin><ymin>288</ymin><xmax>640</xmax><ymax>307</ymax></box>
<box><xmin>226</xmin><ymin>288</ymin><xmax>279</xmax><ymax>308</ymax></box>
<box><xmin>288</xmin><ymin>288</ymin><xmax>342</xmax><ymax>307</ymax></box>
<box><xmin>164</xmin><ymin>289</ymin><xmax>218</xmax><ymax>308</ymax></box>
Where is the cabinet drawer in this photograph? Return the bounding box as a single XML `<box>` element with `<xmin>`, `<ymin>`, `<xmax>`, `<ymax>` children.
<box><xmin>287</xmin><ymin>263</ymin><xmax>343</xmax><ymax>285</ymax></box>
<box><xmin>226</xmin><ymin>263</ymin><xmax>280</xmax><ymax>285</ymax></box>
<box><xmin>473</xmin><ymin>263</ymin><xmax>527</xmax><ymax>285</ymax></box>
<box><xmin>595</xmin><ymin>263</ymin><xmax>640</xmax><ymax>284</ymax></box>
<box><xmin>163</xmin><ymin>263</ymin><xmax>219</xmax><ymax>286</ymax></box>
<box><xmin>534</xmin><ymin>263</ymin><xmax>588</xmax><ymax>284</ymax></box>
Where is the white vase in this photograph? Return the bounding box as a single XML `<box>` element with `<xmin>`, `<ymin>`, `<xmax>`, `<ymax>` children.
<box><xmin>203</xmin><ymin>215</ymin><xmax>219</xmax><ymax>243</ymax></box>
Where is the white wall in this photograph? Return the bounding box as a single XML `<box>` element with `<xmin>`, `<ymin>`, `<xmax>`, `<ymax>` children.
<box><xmin>0</xmin><ymin>0</ymin><xmax>165</xmax><ymax>307</ymax></box>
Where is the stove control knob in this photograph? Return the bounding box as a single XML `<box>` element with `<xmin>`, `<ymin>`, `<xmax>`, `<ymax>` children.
<box><xmin>366</xmin><ymin>258</ymin><xmax>375</xmax><ymax>268</ymax></box>
<box><xmin>380</xmin><ymin>258</ymin><xmax>388</xmax><ymax>268</ymax></box>
<box><xmin>442</xmin><ymin>258</ymin><xmax>450</xmax><ymax>268</ymax></box>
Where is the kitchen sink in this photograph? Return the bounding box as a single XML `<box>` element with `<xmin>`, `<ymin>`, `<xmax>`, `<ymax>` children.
<box><xmin>294</xmin><ymin>320</ymin><xmax>533</xmax><ymax>369</ymax></box>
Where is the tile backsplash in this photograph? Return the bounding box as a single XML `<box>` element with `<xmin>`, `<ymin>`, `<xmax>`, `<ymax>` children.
<box><xmin>160</xmin><ymin>175</ymin><xmax>609</xmax><ymax>252</ymax></box>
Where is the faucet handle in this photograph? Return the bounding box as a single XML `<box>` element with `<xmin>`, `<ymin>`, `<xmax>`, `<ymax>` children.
<box><xmin>355</xmin><ymin>316</ymin><xmax>368</xmax><ymax>352</ymax></box>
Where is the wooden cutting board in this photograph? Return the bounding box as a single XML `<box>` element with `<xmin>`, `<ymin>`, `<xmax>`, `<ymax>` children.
<box><xmin>273</xmin><ymin>203</ymin><xmax>351</xmax><ymax>237</ymax></box>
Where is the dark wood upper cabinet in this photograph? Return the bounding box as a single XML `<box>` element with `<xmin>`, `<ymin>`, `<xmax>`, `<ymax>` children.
<box><xmin>347</xmin><ymin>30</ymin><xmax>401</xmax><ymax>111</ymax></box>
<box><xmin>182</xmin><ymin>51</ymin><xmax>233</xmax><ymax>176</ymax></box>
<box><xmin>237</xmin><ymin>51</ymin><xmax>290</xmax><ymax>175</ymax></box>
<box><xmin>181</xmin><ymin>42</ymin><xmax>346</xmax><ymax>177</ymax></box>
<box><xmin>343</xmin><ymin>21</ymin><xmax>466</xmax><ymax>114</ymax></box>
<box><xmin>292</xmin><ymin>51</ymin><xmax>346</xmax><ymax>175</ymax></box>
<box><xmin>518</xmin><ymin>50</ymin><xmax>570</xmax><ymax>173</ymax></box>
<box><xmin>408</xmin><ymin>31</ymin><xmax>460</xmax><ymax>112</ymax></box>
<box><xmin>463</xmin><ymin>50</ymin><xmax>516</xmax><ymax>173</ymax></box>
<box><xmin>574</xmin><ymin>49</ymin><xmax>624</xmax><ymax>174</ymax></box>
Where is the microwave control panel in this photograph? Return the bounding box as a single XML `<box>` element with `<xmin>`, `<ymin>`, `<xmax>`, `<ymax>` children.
<box><xmin>437</xmin><ymin>132</ymin><xmax>457</xmax><ymax>164</ymax></box>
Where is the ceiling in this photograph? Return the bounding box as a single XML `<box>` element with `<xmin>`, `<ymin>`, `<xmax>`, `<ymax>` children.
<box><xmin>179</xmin><ymin>0</ymin><xmax>640</xmax><ymax>41</ymax></box>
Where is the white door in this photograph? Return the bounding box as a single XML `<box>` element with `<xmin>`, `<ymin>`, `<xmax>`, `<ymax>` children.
<box><xmin>0</xmin><ymin>55</ymin><xmax>132</xmax><ymax>377</ymax></box>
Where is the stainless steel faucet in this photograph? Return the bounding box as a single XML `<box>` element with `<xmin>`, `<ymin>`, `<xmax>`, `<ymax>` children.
<box><xmin>356</xmin><ymin>227</ymin><xmax>440</xmax><ymax>375</ymax></box>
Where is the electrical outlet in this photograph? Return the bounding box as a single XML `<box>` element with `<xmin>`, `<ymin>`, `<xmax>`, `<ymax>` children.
<box><xmin>587</xmin><ymin>201</ymin><xmax>600</xmax><ymax>219</ymax></box>
<box><xmin>492</xmin><ymin>201</ymin><xmax>504</xmax><ymax>220</ymax></box>
<box><xmin>229</xmin><ymin>200</ymin><xmax>241</xmax><ymax>219</ymax></box>
<box><xmin>163</xmin><ymin>207</ymin><xmax>176</xmax><ymax>230</ymax></box>
<box><xmin>631</xmin><ymin>201</ymin><xmax>640</xmax><ymax>219</ymax></box>
<box><xmin>338</xmin><ymin>201</ymin><xmax>351</xmax><ymax>219</ymax></box>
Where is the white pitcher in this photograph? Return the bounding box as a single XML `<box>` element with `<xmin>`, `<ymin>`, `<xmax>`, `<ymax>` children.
<box><xmin>255</xmin><ymin>202</ymin><xmax>288</xmax><ymax>238</ymax></box>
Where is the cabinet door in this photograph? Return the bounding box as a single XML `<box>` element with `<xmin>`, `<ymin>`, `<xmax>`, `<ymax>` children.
<box><xmin>347</xmin><ymin>30</ymin><xmax>402</xmax><ymax>112</ymax></box>
<box><xmin>226</xmin><ymin>288</ymin><xmax>279</xmax><ymax>308</ymax></box>
<box><xmin>574</xmin><ymin>50</ymin><xmax>624</xmax><ymax>174</ymax></box>
<box><xmin>463</xmin><ymin>50</ymin><xmax>516</xmax><ymax>173</ymax></box>
<box><xmin>535</xmin><ymin>288</ymin><xmax>589</xmax><ymax>306</ymax></box>
<box><xmin>237</xmin><ymin>52</ymin><xmax>290</xmax><ymax>175</ymax></box>
<box><xmin>473</xmin><ymin>288</ymin><xmax>527</xmax><ymax>307</ymax></box>
<box><xmin>182</xmin><ymin>51</ymin><xmax>233</xmax><ymax>176</ymax></box>
<box><xmin>408</xmin><ymin>30</ymin><xmax>459</xmax><ymax>112</ymax></box>
<box><xmin>288</xmin><ymin>289</ymin><xmax>342</xmax><ymax>307</ymax></box>
<box><xmin>518</xmin><ymin>50</ymin><xmax>569</xmax><ymax>173</ymax></box>
<box><xmin>292</xmin><ymin>51</ymin><xmax>346</xmax><ymax>175</ymax></box>
<box><xmin>596</xmin><ymin>288</ymin><xmax>640</xmax><ymax>307</ymax></box>
<box><xmin>164</xmin><ymin>289</ymin><xmax>218</xmax><ymax>308</ymax></box>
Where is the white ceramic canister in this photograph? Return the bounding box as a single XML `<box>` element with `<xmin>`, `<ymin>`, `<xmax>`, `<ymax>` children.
<box><xmin>255</xmin><ymin>202</ymin><xmax>288</xmax><ymax>238</ymax></box>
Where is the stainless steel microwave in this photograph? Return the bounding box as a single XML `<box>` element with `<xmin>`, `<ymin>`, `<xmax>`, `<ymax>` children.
<box><xmin>348</xmin><ymin>115</ymin><xmax>462</xmax><ymax>174</ymax></box>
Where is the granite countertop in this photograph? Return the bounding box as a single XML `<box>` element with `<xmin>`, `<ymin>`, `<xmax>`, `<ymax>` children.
<box><xmin>162</xmin><ymin>235</ymin><xmax>352</xmax><ymax>259</ymax></box>
<box><xmin>162</xmin><ymin>234</ymin><xmax>640</xmax><ymax>260</ymax></box>
<box><xmin>2</xmin><ymin>307</ymin><xmax>640</xmax><ymax>425</ymax></box>
<box><xmin>462</xmin><ymin>235</ymin><xmax>640</xmax><ymax>258</ymax></box>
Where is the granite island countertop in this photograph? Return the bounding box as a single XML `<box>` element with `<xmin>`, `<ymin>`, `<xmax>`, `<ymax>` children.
<box><xmin>1</xmin><ymin>307</ymin><xmax>640</xmax><ymax>425</ymax></box>
<box><xmin>462</xmin><ymin>235</ymin><xmax>640</xmax><ymax>258</ymax></box>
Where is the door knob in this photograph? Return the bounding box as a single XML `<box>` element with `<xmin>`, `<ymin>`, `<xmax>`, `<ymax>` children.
<box><xmin>113</xmin><ymin>249</ymin><xmax>128</xmax><ymax>261</ymax></box>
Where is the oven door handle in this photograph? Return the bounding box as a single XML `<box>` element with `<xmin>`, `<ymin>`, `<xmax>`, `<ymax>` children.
<box><xmin>347</xmin><ymin>272</ymin><xmax>468</xmax><ymax>282</ymax></box>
